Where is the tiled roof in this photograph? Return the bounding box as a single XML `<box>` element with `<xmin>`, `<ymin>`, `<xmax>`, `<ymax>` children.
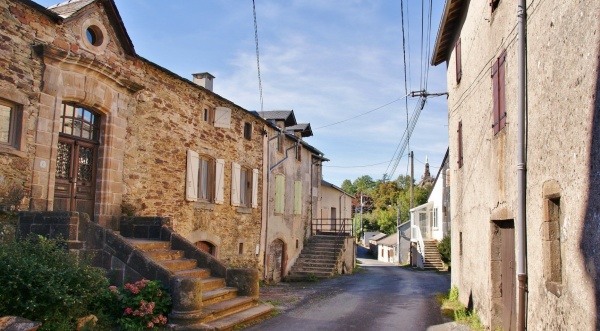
<box><xmin>48</xmin><ymin>0</ymin><xmax>95</xmax><ymax>18</ymax></box>
<box><xmin>286</xmin><ymin>123</ymin><xmax>313</xmax><ymax>137</ymax></box>
<box><xmin>378</xmin><ymin>233</ymin><xmax>398</xmax><ymax>246</ymax></box>
<box><xmin>261</xmin><ymin>110</ymin><xmax>297</xmax><ymax>127</ymax></box>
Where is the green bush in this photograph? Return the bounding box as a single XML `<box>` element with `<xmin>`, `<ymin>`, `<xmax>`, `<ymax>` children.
<box><xmin>107</xmin><ymin>279</ymin><xmax>171</xmax><ymax>330</ymax></box>
<box><xmin>438</xmin><ymin>235</ymin><xmax>451</xmax><ymax>263</ymax></box>
<box><xmin>0</xmin><ymin>235</ymin><xmax>111</xmax><ymax>330</ymax></box>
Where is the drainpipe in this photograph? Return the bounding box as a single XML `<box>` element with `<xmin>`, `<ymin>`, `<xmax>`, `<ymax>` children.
<box><xmin>516</xmin><ymin>1</ymin><xmax>528</xmax><ymax>330</ymax></box>
<box><xmin>263</xmin><ymin>128</ymin><xmax>282</xmax><ymax>279</ymax></box>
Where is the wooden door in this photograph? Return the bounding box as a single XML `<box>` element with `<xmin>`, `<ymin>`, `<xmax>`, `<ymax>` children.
<box><xmin>54</xmin><ymin>137</ymin><xmax>97</xmax><ymax>217</ymax></box>
<box><xmin>268</xmin><ymin>239</ymin><xmax>284</xmax><ymax>282</ymax></box>
<box><xmin>195</xmin><ymin>241</ymin><xmax>215</xmax><ymax>256</ymax></box>
<box><xmin>499</xmin><ymin>221</ymin><xmax>516</xmax><ymax>331</ymax></box>
<box><xmin>53</xmin><ymin>104</ymin><xmax>100</xmax><ymax>218</ymax></box>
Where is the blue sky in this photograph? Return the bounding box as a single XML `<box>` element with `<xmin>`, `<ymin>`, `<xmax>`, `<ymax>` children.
<box><xmin>37</xmin><ymin>0</ymin><xmax>449</xmax><ymax>187</ymax></box>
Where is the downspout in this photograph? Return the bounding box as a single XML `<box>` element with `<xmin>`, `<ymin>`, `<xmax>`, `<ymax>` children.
<box><xmin>263</xmin><ymin>128</ymin><xmax>283</xmax><ymax>279</ymax></box>
<box><xmin>516</xmin><ymin>1</ymin><xmax>528</xmax><ymax>330</ymax></box>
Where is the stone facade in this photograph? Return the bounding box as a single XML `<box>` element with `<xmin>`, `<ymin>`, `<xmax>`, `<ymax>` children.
<box><xmin>0</xmin><ymin>0</ymin><xmax>272</xmax><ymax>269</ymax></box>
<box><xmin>432</xmin><ymin>0</ymin><xmax>600</xmax><ymax>329</ymax></box>
<box><xmin>260</xmin><ymin>117</ymin><xmax>325</xmax><ymax>282</ymax></box>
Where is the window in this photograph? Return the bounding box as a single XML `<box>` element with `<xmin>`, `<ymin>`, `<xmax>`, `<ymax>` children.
<box><xmin>85</xmin><ymin>26</ymin><xmax>103</xmax><ymax>46</ymax></box>
<box><xmin>0</xmin><ymin>99</ymin><xmax>21</xmax><ymax>149</ymax></box>
<box><xmin>198</xmin><ymin>156</ymin><xmax>215</xmax><ymax>202</ymax></box>
<box><xmin>294</xmin><ymin>180</ymin><xmax>302</xmax><ymax>215</ymax></box>
<box><xmin>239</xmin><ymin>166</ymin><xmax>252</xmax><ymax>207</ymax></box>
<box><xmin>238</xmin><ymin>242</ymin><xmax>244</xmax><ymax>255</ymax></box>
<box><xmin>455</xmin><ymin>38</ymin><xmax>462</xmax><ymax>83</ymax></box>
<box><xmin>492</xmin><ymin>50</ymin><xmax>506</xmax><ymax>134</ymax></box>
<box><xmin>544</xmin><ymin>194</ymin><xmax>563</xmax><ymax>296</ymax></box>
<box><xmin>296</xmin><ymin>144</ymin><xmax>302</xmax><ymax>161</ymax></box>
<box><xmin>275</xmin><ymin>174</ymin><xmax>285</xmax><ymax>213</ymax></box>
<box><xmin>60</xmin><ymin>104</ymin><xmax>99</xmax><ymax>140</ymax></box>
<box><xmin>203</xmin><ymin>108</ymin><xmax>214</xmax><ymax>125</ymax></box>
<box><xmin>244</xmin><ymin>122</ymin><xmax>252</xmax><ymax>140</ymax></box>
<box><xmin>457</xmin><ymin>120</ymin><xmax>463</xmax><ymax>168</ymax></box>
<box><xmin>231</xmin><ymin>163</ymin><xmax>258</xmax><ymax>208</ymax></box>
<box><xmin>433</xmin><ymin>207</ymin><xmax>438</xmax><ymax>228</ymax></box>
<box><xmin>186</xmin><ymin>150</ymin><xmax>224</xmax><ymax>204</ymax></box>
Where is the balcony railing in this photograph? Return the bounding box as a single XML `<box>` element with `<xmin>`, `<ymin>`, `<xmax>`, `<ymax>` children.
<box><xmin>311</xmin><ymin>218</ymin><xmax>353</xmax><ymax>236</ymax></box>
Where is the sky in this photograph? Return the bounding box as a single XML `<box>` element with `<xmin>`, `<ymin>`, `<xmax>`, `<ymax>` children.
<box><xmin>36</xmin><ymin>0</ymin><xmax>450</xmax><ymax>188</ymax></box>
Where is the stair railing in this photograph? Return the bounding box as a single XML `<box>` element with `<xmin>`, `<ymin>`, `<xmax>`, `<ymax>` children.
<box><xmin>311</xmin><ymin>218</ymin><xmax>353</xmax><ymax>236</ymax></box>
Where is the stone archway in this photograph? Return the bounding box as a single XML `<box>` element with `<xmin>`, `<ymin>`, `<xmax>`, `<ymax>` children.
<box><xmin>267</xmin><ymin>239</ymin><xmax>285</xmax><ymax>283</ymax></box>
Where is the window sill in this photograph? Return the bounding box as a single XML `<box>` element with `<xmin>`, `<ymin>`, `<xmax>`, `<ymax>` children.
<box><xmin>0</xmin><ymin>145</ymin><xmax>27</xmax><ymax>158</ymax></box>
<box><xmin>194</xmin><ymin>201</ymin><xmax>215</xmax><ymax>211</ymax></box>
<box><xmin>237</xmin><ymin>206</ymin><xmax>252</xmax><ymax>214</ymax></box>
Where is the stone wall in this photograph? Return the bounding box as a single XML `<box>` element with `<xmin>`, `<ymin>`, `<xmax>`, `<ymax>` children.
<box><xmin>444</xmin><ymin>0</ymin><xmax>600</xmax><ymax>329</ymax></box>
<box><xmin>0</xmin><ymin>0</ymin><xmax>265</xmax><ymax>269</ymax></box>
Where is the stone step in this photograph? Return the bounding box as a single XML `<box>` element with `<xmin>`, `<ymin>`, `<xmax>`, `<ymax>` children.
<box><xmin>202</xmin><ymin>287</ymin><xmax>238</xmax><ymax>306</ymax></box>
<box><xmin>286</xmin><ymin>270</ymin><xmax>333</xmax><ymax>280</ymax></box>
<box><xmin>201</xmin><ymin>304</ymin><xmax>275</xmax><ymax>331</ymax></box>
<box><xmin>145</xmin><ymin>249</ymin><xmax>185</xmax><ymax>261</ymax></box>
<box><xmin>202</xmin><ymin>277</ymin><xmax>226</xmax><ymax>292</ymax></box>
<box><xmin>174</xmin><ymin>268</ymin><xmax>211</xmax><ymax>278</ymax></box>
<box><xmin>201</xmin><ymin>296</ymin><xmax>257</xmax><ymax>323</ymax></box>
<box><xmin>292</xmin><ymin>260</ymin><xmax>337</xmax><ymax>268</ymax></box>
<box><xmin>160</xmin><ymin>259</ymin><xmax>198</xmax><ymax>272</ymax></box>
<box><xmin>289</xmin><ymin>265</ymin><xmax>335</xmax><ymax>274</ymax></box>
<box><xmin>128</xmin><ymin>239</ymin><xmax>171</xmax><ymax>251</ymax></box>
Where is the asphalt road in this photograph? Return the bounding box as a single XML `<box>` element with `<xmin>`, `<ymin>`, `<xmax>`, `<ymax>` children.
<box><xmin>246</xmin><ymin>245</ymin><xmax>452</xmax><ymax>331</ymax></box>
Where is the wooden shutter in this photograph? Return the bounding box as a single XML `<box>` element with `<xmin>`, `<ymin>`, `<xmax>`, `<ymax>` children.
<box><xmin>231</xmin><ymin>162</ymin><xmax>240</xmax><ymax>206</ymax></box>
<box><xmin>457</xmin><ymin>121</ymin><xmax>463</xmax><ymax>168</ymax></box>
<box><xmin>455</xmin><ymin>38</ymin><xmax>462</xmax><ymax>83</ymax></box>
<box><xmin>186</xmin><ymin>150</ymin><xmax>199</xmax><ymax>201</ymax></box>
<box><xmin>214</xmin><ymin>107</ymin><xmax>231</xmax><ymax>128</ymax></box>
<box><xmin>294</xmin><ymin>180</ymin><xmax>302</xmax><ymax>214</ymax></box>
<box><xmin>492</xmin><ymin>59</ymin><xmax>500</xmax><ymax>134</ymax></box>
<box><xmin>275</xmin><ymin>175</ymin><xmax>285</xmax><ymax>213</ymax></box>
<box><xmin>215</xmin><ymin>159</ymin><xmax>225</xmax><ymax>204</ymax></box>
<box><xmin>252</xmin><ymin>169</ymin><xmax>258</xmax><ymax>208</ymax></box>
<box><xmin>498</xmin><ymin>50</ymin><xmax>506</xmax><ymax>131</ymax></box>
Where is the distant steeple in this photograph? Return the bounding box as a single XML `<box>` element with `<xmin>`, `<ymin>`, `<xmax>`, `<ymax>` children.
<box><xmin>418</xmin><ymin>154</ymin><xmax>434</xmax><ymax>187</ymax></box>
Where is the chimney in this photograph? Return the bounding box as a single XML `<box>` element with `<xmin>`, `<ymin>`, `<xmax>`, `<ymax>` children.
<box><xmin>192</xmin><ymin>72</ymin><xmax>215</xmax><ymax>91</ymax></box>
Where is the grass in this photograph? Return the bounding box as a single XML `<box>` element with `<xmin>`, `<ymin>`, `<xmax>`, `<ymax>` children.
<box><xmin>437</xmin><ymin>287</ymin><xmax>485</xmax><ymax>330</ymax></box>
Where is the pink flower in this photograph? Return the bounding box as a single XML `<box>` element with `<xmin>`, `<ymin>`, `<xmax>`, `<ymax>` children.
<box><xmin>109</xmin><ymin>285</ymin><xmax>118</xmax><ymax>294</ymax></box>
<box><xmin>124</xmin><ymin>308</ymin><xmax>133</xmax><ymax>315</ymax></box>
<box><xmin>147</xmin><ymin>321</ymin><xmax>154</xmax><ymax>328</ymax></box>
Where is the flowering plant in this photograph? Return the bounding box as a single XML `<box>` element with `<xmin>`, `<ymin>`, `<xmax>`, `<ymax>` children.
<box><xmin>109</xmin><ymin>279</ymin><xmax>171</xmax><ymax>330</ymax></box>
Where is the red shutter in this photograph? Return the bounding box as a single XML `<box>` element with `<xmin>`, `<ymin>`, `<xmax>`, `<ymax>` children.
<box><xmin>456</xmin><ymin>38</ymin><xmax>462</xmax><ymax>83</ymax></box>
<box><xmin>458</xmin><ymin>120</ymin><xmax>463</xmax><ymax>168</ymax></box>
<box><xmin>498</xmin><ymin>50</ymin><xmax>506</xmax><ymax>131</ymax></box>
<box><xmin>492</xmin><ymin>59</ymin><xmax>499</xmax><ymax>135</ymax></box>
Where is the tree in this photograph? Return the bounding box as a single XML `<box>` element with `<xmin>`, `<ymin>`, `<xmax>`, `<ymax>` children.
<box><xmin>341</xmin><ymin>179</ymin><xmax>355</xmax><ymax>195</ymax></box>
<box><xmin>353</xmin><ymin>175</ymin><xmax>377</xmax><ymax>195</ymax></box>
<box><xmin>373</xmin><ymin>207</ymin><xmax>398</xmax><ymax>234</ymax></box>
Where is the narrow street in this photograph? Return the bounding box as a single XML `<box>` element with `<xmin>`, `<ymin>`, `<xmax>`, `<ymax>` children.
<box><xmin>246</xmin><ymin>246</ymin><xmax>452</xmax><ymax>331</ymax></box>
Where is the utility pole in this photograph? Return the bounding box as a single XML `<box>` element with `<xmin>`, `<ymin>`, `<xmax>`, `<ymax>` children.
<box><xmin>410</xmin><ymin>151</ymin><xmax>414</xmax><ymax>209</ymax></box>
<box><xmin>359</xmin><ymin>192</ymin><xmax>364</xmax><ymax>242</ymax></box>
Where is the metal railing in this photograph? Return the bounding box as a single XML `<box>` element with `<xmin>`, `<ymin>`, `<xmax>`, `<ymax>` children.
<box><xmin>311</xmin><ymin>218</ymin><xmax>353</xmax><ymax>236</ymax></box>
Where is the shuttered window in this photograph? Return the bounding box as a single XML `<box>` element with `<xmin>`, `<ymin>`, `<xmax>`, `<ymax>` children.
<box><xmin>492</xmin><ymin>50</ymin><xmax>507</xmax><ymax>135</ymax></box>
<box><xmin>240</xmin><ymin>167</ymin><xmax>252</xmax><ymax>207</ymax></box>
<box><xmin>457</xmin><ymin>121</ymin><xmax>463</xmax><ymax>169</ymax></box>
<box><xmin>215</xmin><ymin>159</ymin><xmax>225</xmax><ymax>204</ymax></box>
<box><xmin>294</xmin><ymin>180</ymin><xmax>302</xmax><ymax>215</ymax></box>
<box><xmin>232</xmin><ymin>163</ymin><xmax>257</xmax><ymax>208</ymax></box>
<box><xmin>244</xmin><ymin>122</ymin><xmax>252</xmax><ymax>140</ymax></box>
<box><xmin>186</xmin><ymin>150</ymin><xmax>200</xmax><ymax>201</ymax></box>
<box><xmin>231</xmin><ymin>162</ymin><xmax>241</xmax><ymax>206</ymax></box>
<box><xmin>186</xmin><ymin>150</ymin><xmax>220</xmax><ymax>204</ymax></box>
<box><xmin>214</xmin><ymin>107</ymin><xmax>231</xmax><ymax>129</ymax></box>
<box><xmin>455</xmin><ymin>38</ymin><xmax>462</xmax><ymax>84</ymax></box>
<box><xmin>198</xmin><ymin>156</ymin><xmax>215</xmax><ymax>202</ymax></box>
<box><xmin>275</xmin><ymin>175</ymin><xmax>285</xmax><ymax>214</ymax></box>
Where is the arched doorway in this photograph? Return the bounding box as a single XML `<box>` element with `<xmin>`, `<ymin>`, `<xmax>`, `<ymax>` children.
<box><xmin>195</xmin><ymin>241</ymin><xmax>216</xmax><ymax>256</ymax></box>
<box><xmin>53</xmin><ymin>104</ymin><xmax>100</xmax><ymax>218</ymax></box>
<box><xmin>267</xmin><ymin>239</ymin><xmax>285</xmax><ymax>283</ymax></box>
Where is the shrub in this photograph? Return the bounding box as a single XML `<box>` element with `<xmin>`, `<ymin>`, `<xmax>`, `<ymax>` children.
<box><xmin>438</xmin><ymin>235</ymin><xmax>451</xmax><ymax>263</ymax></box>
<box><xmin>107</xmin><ymin>279</ymin><xmax>171</xmax><ymax>330</ymax></box>
<box><xmin>0</xmin><ymin>235</ymin><xmax>111</xmax><ymax>330</ymax></box>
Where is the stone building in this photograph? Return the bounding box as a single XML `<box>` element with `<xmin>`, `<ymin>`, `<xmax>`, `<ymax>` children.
<box><xmin>432</xmin><ymin>0</ymin><xmax>600</xmax><ymax>329</ymax></box>
<box><xmin>0</xmin><ymin>0</ymin><xmax>292</xmax><ymax>269</ymax></box>
<box><xmin>259</xmin><ymin>110</ymin><xmax>326</xmax><ymax>282</ymax></box>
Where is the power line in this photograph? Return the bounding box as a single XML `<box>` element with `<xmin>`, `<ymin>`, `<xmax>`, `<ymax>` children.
<box><xmin>252</xmin><ymin>0</ymin><xmax>264</xmax><ymax>114</ymax></box>
<box><xmin>323</xmin><ymin>159</ymin><xmax>395</xmax><ymax>168</ymax></box>
<box><xmin>314</xmin><ymin>95</ymin><xmax>408</xmax><ymax>130</ymax></box>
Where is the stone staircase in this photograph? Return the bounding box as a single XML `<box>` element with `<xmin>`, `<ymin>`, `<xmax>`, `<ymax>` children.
<box><xmin>422</xmin><ymin>239</ymin><xmax>445</xmax><ymax>270</ymax></box>
<box><xmin>128</xmin><ymin>238</ymin><xmax>274</xmax><ymax>330</ymax></box>
<box><xmin>286</xmin><ymin>235</ymin><xmax>346</xmax><ymax>281</ymax></box>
